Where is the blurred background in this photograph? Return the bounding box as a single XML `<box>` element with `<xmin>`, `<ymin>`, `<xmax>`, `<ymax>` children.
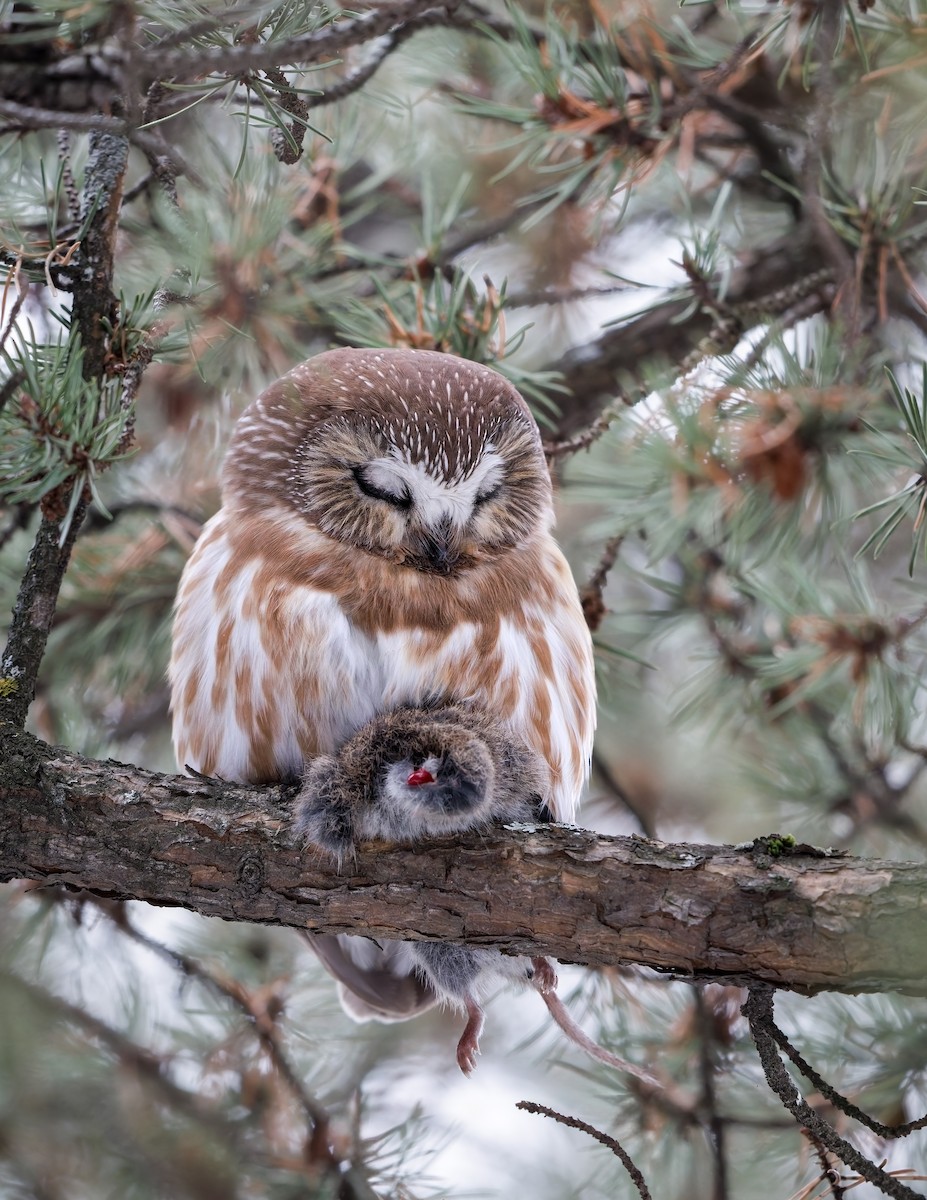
<box><xmin>2</xmin><ymin>0</ymin><xmax>927</xmax><ymax>1195</ymax></box>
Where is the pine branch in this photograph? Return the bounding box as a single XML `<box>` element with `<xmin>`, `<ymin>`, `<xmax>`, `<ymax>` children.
<box><xmin>545</xmin><ymin>222</ymin><xmax>837</xmax><ymax>439</ymax></box>
<box><xmin>743</xmin><ymin>987</ymin><xmax>924</xmax><ymax>1200</ymax></box>
<box><xmin>0</xmin><ymin>132</ymin><xmax>129</xmax><ymax>729</ymax></box>
<box><xmin>89</xmin><ymin>901</ymin><xmax>381</xmax><ymax>1199</ymax></box>
<box><xmin>516</xmin><ymin>1102</ymin><xmax>653</xmax><ymax>1200</ymax></box>
<box><xmin>0</xmin><ymin>98</ymin><xmax>126</xmax><ymax>133</ymax></box>
<box><xmin>2</xmin><ymin>728</ymin><xmax>927</xmax><ymax>996</ymax></box>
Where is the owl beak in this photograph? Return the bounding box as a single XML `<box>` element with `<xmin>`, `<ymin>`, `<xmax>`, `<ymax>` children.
<box><xmin>419</xmin><ymin>518</ymin><xmax>461</xmax><ymax>575</ymax></box>
<box><xmin>422</xmin><ymin>534</ymin><xmax>459</xmax><ymax>575</ymax></box>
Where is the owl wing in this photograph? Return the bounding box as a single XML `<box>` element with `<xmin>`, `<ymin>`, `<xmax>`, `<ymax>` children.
<box><xmin>169</xmin><ymin>510</ymin><xmax>382</xmax><ymax>782</ymax></box>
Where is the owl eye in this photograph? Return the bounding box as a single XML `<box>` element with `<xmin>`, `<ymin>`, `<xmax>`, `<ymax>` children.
<box><xmin>474</xmin><ymin>483</ymin><xmax>502</xmax><ymax>507</ymax></box>
<box><xmin>352</xmin><ymin>466</ymin><xmax>412</xmax><ymax>510</ymax></box>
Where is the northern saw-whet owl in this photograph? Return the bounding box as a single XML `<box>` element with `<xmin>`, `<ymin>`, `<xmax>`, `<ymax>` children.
<box><xmin>170</xmin><ymin>347</ymin><xmax>596</xmax><ymax>1019</ymax></box>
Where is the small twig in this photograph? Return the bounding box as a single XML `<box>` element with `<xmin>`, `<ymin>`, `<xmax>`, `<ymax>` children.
<box><xmin>2</xmin><ymin>970</ymin><xmax>227</xmax><ymax>1131</ymax></box>
<box><xmin>0</xmin><ymin>286</ymin><xmax>29</xmax><ymax>359</ymax></box>
<box><xmin>94</xmin><ymin>902</ymin><xmax>330</xmax><ymax>1132</ymax></box>
<box><xmin>693</xmin><ymin>987</ymin><xmax>730</xmax><ymax>1200</ymax></box>
<box><xmin>0</xmin><ymin>368</ymin><xmax>26</xmax><ymax>417</ymax></box>
<box><xmin>743</xmin><ymin>987</ymin><xmax>924</xmax><ymax>1200</ymax></box>
<box><xmin>503</xmin><ymin>282</ymin><xmax>631</xmax><ymax>309</ymax></box>
<box><xmin>804</xmin><ymin>1128</ymin><xmax>848</xmax><ymax>1200</ymax></box>
<box><xmin>113</xmin><ymin>316</ymin><xmax>172</xmax><ymax>454</ymax></box>
<box><xmin>516</xmin><ymin>1101</ymin><xmax>653</xmax><ymax>1200</ymax></box>
<box><xmin>0</xmin><ymin>497</ymin><xmax>90</xmax><ymax>727</ymax></box>
<box><xmin>143</xmin><ymin>1</ymin><xmax>468</xmax><ymax>83</ymax></box>
<box><xmin>55</xmin><ymin>131</ymin><xmax>81</xmax><ymax>222</ymax></box>
<box><xmin>0</xmin><ymin>99</ymin><xmax>126</xmax><ymax>134</ymax></box>
<box><xmin>543</xmin><ymin>402</ymin><xmax>623</xmax><ymax>460</ymax></box>
<box><xmin>78</xmin><ymin>499</ymin><xmax>202</xmax><ymax>537</ymax></box>
<box><xmin>307</xmin><ymin>7</ymin><xmax>471</xmax><ymax>110</ymax></box>
<box><xmin>580</xmin><ymin>533</ymin><xmax>623</xmax><ymax>632</ymax></box>
<box><xmin>738</xmin><ymin>290</ymin><xmax>834</xmax><ymax>374</ymax></box>
<box><xmin>799</xmin><ymin>0</ymin><xmax>855</xmax><ymax>326</ymax></box>
<box><xmin>590</xmin><ymin>751</ymin><xmax>655</xmax><ymax>837</ymax></box>
<box><xmin>765</xmin><ymin>1005</ymin><xmax>927</xmax><ymax>1139</ymax></box>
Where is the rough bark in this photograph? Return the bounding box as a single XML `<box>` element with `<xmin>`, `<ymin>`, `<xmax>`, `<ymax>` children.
<box><xmin>1</xmin><ymin>728</ymin><xmax>925</xmax><ymax>996</ymax></box>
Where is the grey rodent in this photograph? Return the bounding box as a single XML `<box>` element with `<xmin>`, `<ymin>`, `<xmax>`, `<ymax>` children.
<box><xmin>296</xmin><ymin>703</ymin><xmax>661</xmax><ymax>1086</ymax></box>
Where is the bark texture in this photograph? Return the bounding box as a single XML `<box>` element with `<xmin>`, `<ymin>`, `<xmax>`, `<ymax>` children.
<box><xmin>1</xmin><ymin>728</ymin><xmax>925</xmax><ymax>995</ymax></box>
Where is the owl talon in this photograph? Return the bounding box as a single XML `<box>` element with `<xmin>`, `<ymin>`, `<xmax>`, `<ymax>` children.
<box><xmin>530</xmin><ymin>956</ymin><xmax>558</xmax><ymax>994</ymax></box>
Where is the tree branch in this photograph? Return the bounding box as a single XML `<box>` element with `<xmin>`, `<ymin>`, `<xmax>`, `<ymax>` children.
<box><xmin>743</xmin><ymin>987</ymin><xmax>924</xmax><ymax>1200</ymax></box>
<box><xmin>545</xmin><ymin>223</ymin><xmax>836</xmax><ymax>439</ymax></box>
<box><xmin>0</xmin><ymin>131</ymin><xmax>128</xmax><ymax>728</ymax></box>
<box><xmin>2</xmin><ymin>729</ymin><xmax>927</xmax><ymax>996</ymax></box>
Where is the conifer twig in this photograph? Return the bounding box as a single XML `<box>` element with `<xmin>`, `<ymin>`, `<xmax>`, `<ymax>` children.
<box><xmin>580</xmin><ymin>533</ymin><xmax>623</xmax><ymax>632</ymax></box>
<box><xmin>141</xmin><ymin>0</ymin><xmax>471</xmax><ymax>83</ymax></box>
<box><xmin>764</xmin><ymin>1003</ymin><xmax>927</xmax><ymax>1138</ymax></box>
<box><xmin>0</xmin><ymin>99</ymin><xmax>126</xmax><ymax>133</ymax></box>
<box><xmin>516</xmin><ymin>1101</ymin><xmax>653</xmax><ymax>1200</ymax></box>
<box><xmin>743</xmin><ymin>987</ymin><xmax>923</xmax><ymax>1200</ymax></box>
<box><xmin>88</xmin><ymin>900</ymin><xmax>366</xmax><ymax>1182</ymax></box>
<box><xmin>0</xmin><ymin>132</ymin><xmax>130</xmax><ymax>728</ymax></box>
<box><xmin>2</xmin><ymin>970</ymin><xmax>232</xmax><ymax>1133</ymax></box>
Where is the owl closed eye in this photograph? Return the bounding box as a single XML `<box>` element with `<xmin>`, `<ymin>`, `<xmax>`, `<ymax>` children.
<box><xmin>280</xmin><ymin>400</ymin><xmax>550</xmax><ymax>575</ymax></box>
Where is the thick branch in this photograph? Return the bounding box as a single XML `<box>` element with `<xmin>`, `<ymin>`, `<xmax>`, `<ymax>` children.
<box><xmin>546</xmin><ymin>223</ymin><xmax>834</xmax><ymax>438</ymax></box>
<box><xmin>1</xmin><ymin>730</ymin><xmax>926</xmax><ymax>996</ymax></box>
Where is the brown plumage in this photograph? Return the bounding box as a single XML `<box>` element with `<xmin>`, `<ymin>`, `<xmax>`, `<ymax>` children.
<box><xmin>169</xmin><ymin>347</ymin><xmax>596</xmax><ymax>1019</ymax></box>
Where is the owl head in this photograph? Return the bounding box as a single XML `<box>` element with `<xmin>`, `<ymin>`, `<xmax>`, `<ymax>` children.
<box><xmin>222</xmin><ymin>348</ymin><xmax>552</xmax><ymax>574</ymax></box>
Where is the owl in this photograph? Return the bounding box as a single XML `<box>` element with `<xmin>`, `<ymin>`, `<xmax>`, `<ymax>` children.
<box><xmin>169</xmin><ymin>347</ymin><xmax>596</xmax><ymax>1015</ymax></box>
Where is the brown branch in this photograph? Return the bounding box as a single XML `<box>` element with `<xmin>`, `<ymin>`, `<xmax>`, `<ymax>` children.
<box><xmin>803</xmin><ymin>1129</ymin><xmax>848</xmax><ymax>1200</ymax></box>
<box><xmin>743</xmin><ymin>987</ymin><xmax>923</xmax><ymax>1200</ymax></box>
<box><xmin>590</xmin><ymin>751</ymin><xmax>656</xmax><ymax>838</ymax></box>
<box><xmin>0</xmin><ymin>131</ymin><xmax>129</xmax><ymax>729</ymax></box>
<box><xmin>2</xmin><ymin>970</ymin><xmax>230</xmax><ymax>1131</ymax></box>
<box><xmin>0</xmin><ymin>98</ymin><xmax>126</xmax><ymax>133</ymax></box>
<box><xmin>307</xmin><ymin>4</ymin><xmax>485</xmax><ymax>109</ymax></box>
<box><xmin>516</xmin><ymin>1101</ymin><xmax>652</xmax><ymax>1200</ymax></box>
<box><xmin>693</xmin><ymin>986</ymin><xmax>730</xmax><ymax>1200</ymax></box>
<box><xmin>2</xmin><ymin>729</ymin><xmax>927</xmax><ymax>995</ymax></box>
<box><xmin>580</xmin><ymin>533</ymin><xmax>623</xmax><ymax>632</ymax></box>
<box><xmin>544</xmin><ymin>224</ymin><xmax>837</xmax><ymax>439</ymax></box>
<box><xmin>140</xmin><ymin>1</ymin><xmax>466</xmax><ymax>85</ymax></box>
<box><xmin>89</xmin><ymin>901</ymin><xmax>381</xmax><ymax>1198</ymax></box>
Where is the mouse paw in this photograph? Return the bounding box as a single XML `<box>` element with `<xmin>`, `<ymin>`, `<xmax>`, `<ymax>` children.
<box><xmin>293</xmin><ymin>757</ymin><xmax>355</xmax><ymax>862</ymax></box>
<box><xmin>456</xmin><ymin>998</ymin><xmax>485</xmax><ymax>1076</ymax></box>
